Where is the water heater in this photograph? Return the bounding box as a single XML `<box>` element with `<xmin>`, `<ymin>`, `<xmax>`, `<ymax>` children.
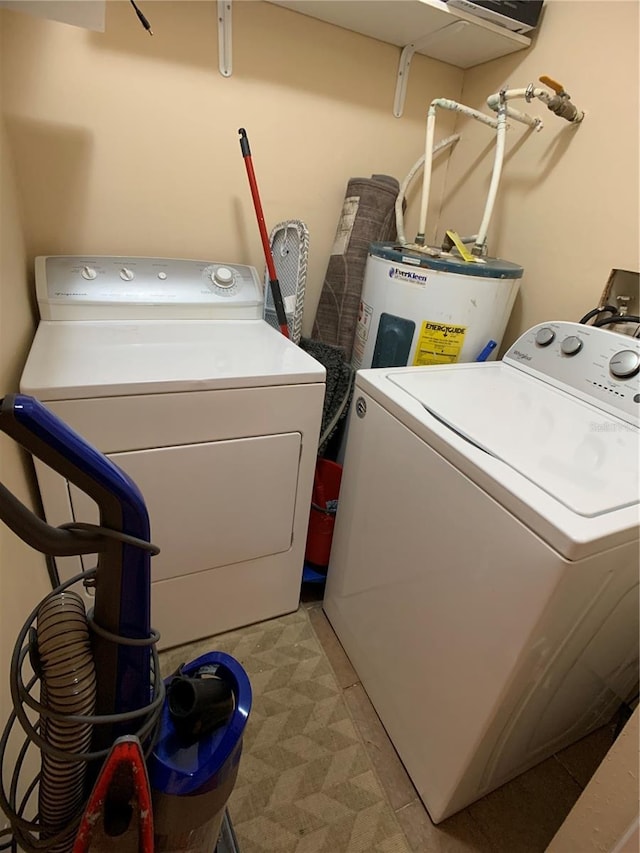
<box><xmin>352</xmin><ymin>243</ymin><xmax>523</xmax><ymax>370</ymax></box>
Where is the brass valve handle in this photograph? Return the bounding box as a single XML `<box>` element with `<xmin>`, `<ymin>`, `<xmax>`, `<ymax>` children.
<box><xmin>539</xmin><ymin>75</ymin><xmax>565</xmax><ymax>95</ymax></box>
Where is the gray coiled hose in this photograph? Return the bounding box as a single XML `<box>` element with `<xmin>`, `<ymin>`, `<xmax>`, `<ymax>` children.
<box><xmin>0</xmin><ymin>568</ymin><xmax>164</xmax><ymax>853</ymax></box>
<box><xmin>37</xmin><ymin>591</ymin><xmax>96</xmax><ymax>853</ymax></box>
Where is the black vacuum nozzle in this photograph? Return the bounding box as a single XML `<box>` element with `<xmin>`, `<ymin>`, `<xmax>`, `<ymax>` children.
<box><xmin>167</xmin><ymin>672</ymin><xmax>234</xmax><ymax>742</ymax></box>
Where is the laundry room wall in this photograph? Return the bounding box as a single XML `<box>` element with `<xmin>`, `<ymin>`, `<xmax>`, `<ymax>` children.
<box><xmin>0</xmin><ymin>0</ymin><xmax>462</xmax><ymax>791</ymax></box>
<box><xmin>547</xmin><ymin>706</ymin><xmax>639</xmax><ymax>853</ymax></box>
<box><xmin>0</xmin><ymin>3</ymin><xmax>638</xmax><ymax>844</ymax></box>
<box><xmin>0</xmin><ymin>0</ymin><xmax>464</xmax><ymax>336</ymax></box>
<box><xmin>437</xmin><ymin>0</ymin><xmax>640</xmax><ymax>345</ymax></box>
<box><xmin>0</xmin><ymin>47</ymin><xmax>51</xmax><ymax>799</ymax></box>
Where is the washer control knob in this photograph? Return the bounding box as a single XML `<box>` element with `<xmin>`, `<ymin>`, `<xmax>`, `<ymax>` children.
<box><xmin>81</xmin><ymin>266</ymin><xmax>97</xmax><ymax>280</ymax></box>
<box><xmin>213</xmin><ymin>266</ymin><xmax>235</xmax><ymax>288</ymax></box>
<box><xmin>609</xmin><ymin>350</ymin><xmax>640</xmax><ymax>378</ymax></box>
<box><xmin>560</xmin><ymin>335</ymin><xmax>583</xmax><ymax>356</ymax></box>
<box><xmin>535</xmin><ymin>327</ymin><xmax>555</xmax><ymax>347</ymax></box>
<box><xmin>119</xmin><ymin>268</ymin><xmax>135</xmax><ymax>282</ymax></box>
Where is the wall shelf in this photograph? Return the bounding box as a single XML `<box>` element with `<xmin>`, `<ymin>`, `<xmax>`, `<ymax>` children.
<box><xmin>0</xmin><ymin>0</ymin><xmax>105</xmax><ymax>31</ymax></box>
<box><xmin>268</xmin><ymin>0</ymin><xmax>531</xmax><ymax>115</ymax></box>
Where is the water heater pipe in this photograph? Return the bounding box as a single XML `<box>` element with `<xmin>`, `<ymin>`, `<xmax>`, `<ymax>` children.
<box><xmin>395</xmin><ymin>133</ymin><xmax>460</xmax><ymax>246</ymax></box>
<box><xmin>475</xmin><ymin>79</ymin><xmax>584</xmax><ymax>254</ymax></box>
<box><xmin>486</xmin><ymin>89</ymin><xmax>544</xmax><ymax>130</ymax></box>
<box><xmin>415</xmin><ymin>99</ymin><xmax>499</xmax><ymax>248</ymax></box>
<box><xmin>473</xmin><ymin>102</ymin><xmax>508</xmax><ymax>256</ymax></box>
<box><xmin>486</xmin><ymin>80</ymin><xmax>585</xmax><ymax>129</ymax></box>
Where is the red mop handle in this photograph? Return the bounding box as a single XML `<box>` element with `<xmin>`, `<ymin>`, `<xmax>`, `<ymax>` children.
<box><xmin>238</xmin><ymin>128</ymin><xmax>289</xmax><ymax>338</ymax></box>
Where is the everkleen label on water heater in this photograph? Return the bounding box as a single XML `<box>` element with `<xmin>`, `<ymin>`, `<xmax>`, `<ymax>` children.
<box><xmin>413</xmin><ymin>320</ymin><xmax>466</xmax><ymax>365</ymax></box>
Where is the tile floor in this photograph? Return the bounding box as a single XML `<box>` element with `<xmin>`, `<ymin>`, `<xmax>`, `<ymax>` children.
<box><xmin>300</xmin><ymin>586</ymin><xmax>619</xmax><ymax>853</ymax></box>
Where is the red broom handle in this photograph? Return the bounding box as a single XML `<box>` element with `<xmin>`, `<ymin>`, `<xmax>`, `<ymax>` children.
<box><xmin>238</xmin><ymin>128</ymin><xmax>289</xmax><ymax>338</ymax></box>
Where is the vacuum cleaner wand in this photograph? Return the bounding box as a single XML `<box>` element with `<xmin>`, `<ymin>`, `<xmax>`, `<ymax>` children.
<box><xmin>238</xmin><ymin>127</ymin><xmax>290</xmax><ymax>338</ymax></box>
<box><xmin>0</xmin><ymin>395</ymin><xmax>155</xmax><ymax>748</ymax></box>
<box><xmin>1</xmin><ymin>396</ymin><xmax>249</xmax><ymax>853</ymax></box>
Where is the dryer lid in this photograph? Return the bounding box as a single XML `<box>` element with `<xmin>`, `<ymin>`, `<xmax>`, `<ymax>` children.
<box><xmin>389</xmin><ymin>365</ymin><xmax>639</xmax><ymax>518</ymax></box>
<box><xmin>21</xmin><ymin>319</ymin><xmax>325</xmax><ymax>399</ymax></box>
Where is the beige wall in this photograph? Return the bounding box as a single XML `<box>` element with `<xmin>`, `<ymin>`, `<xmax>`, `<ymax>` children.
<box><xmin>0</xmin><ymin>12</ymin><xmax>50</xmax><ymax>803</ymax></box>
<box><xmin>0</xmin><ymin>0</ymin><xmax>638</xmax><ymax>846</ymax></box>
<box><xmin>0</xmin><ymin>0</ymin><xmax>462</xmax><ymax>819</ymax></box>
<box><xmin>547</xmin><ymin>708</ymin><xmax>639</xmax><ymax>853</ymax></box>
<box><xmin>437</xmin><ymin>0</ymin><xmax>640</xmax><ymax>347</ymax></box>
<box><xmin>0</xmin><ymin>0</ymin><xmax>463</xmax><ymax>334</ymax></box>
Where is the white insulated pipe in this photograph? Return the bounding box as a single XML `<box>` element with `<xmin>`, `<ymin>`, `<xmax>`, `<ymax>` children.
<box><xmin>474</xmin><ymin>105</ymin><xmax>508</xmax><ymax>255</ymax></box>
<box><xmin>487</xmin><ymin>89</ymin><xmax>544</xmax><ymax>130</ymax></box>
<box><xmin>415</xmin><ymin>99</ymin><xmax>499</xmax><ymax>247</ymax></box>
<box><xmin>475</xmin><ymin>82</ymin><xmax>583</xmax><ymax>253</ymax></box>
<box><xmin>395</xmin><ymin>133</ymin><xmax>460</xmax><ymax>246</ymax></box>
<box><xmin>415</xmin><ymin>105</ymin><xmax>436</xmax><ymax>246</ymax></box>
<box><xmin>487</xmin><ymin>85</ymin><xmax>585</xmax><ymax>128</ymax></box>
<box><xmin>407</xmin><ymin>84</ymin><xmax>584</xmax><ymax>256</ymax></box>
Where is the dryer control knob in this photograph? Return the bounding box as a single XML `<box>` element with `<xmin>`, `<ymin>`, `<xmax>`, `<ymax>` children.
<box><xmin>213</xmin><ymin>266</ymin><xmax>235</xmax><ymax>288</ymax></box>
<box><xmin>535</xmin><ymin>327</ymin><xmax>555</xmax><ymax>347</ymax></box>
<box><xmin>609</xmin><ymin>350</ymin><xmax>640</xmax><ymax>378</ymax></box>
<box><xmin>81</xmin><ymin>266</ymin><xmax>97</xmax><ymax>280</ymax></box>
<box><xmin>560</xmin><ymin>335</ymin><xmax>583</xmax><ymax>356</ymax></box>
<box><xmin>120</xmin><ymin>268</ymin><xmax>135</xmax><ymax>281</ymax></box>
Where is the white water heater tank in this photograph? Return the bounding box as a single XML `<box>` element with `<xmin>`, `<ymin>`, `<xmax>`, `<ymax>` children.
<box><xmin>352</xmin><ymin>243</ymin><xmax>524</xmax><ymax>370</ymax></box>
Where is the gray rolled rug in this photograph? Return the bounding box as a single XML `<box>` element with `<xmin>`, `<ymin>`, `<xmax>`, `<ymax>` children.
<box><xmin>312</xmin><ymin>175</ymin><xmax>400</xmax><ymax>362</ymax></box>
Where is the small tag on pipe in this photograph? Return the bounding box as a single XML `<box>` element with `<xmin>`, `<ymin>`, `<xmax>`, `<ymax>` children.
<box><xmin>446</xmin><ymin>230</ymin><xmax>474</xmax><ymax>263</ymax></box>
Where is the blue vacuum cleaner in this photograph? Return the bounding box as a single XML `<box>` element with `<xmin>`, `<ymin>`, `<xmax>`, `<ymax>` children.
<box><xmin>0</xmin><ymin>394</ymin><xmax>251</xmax><ymax>852</ymax></box>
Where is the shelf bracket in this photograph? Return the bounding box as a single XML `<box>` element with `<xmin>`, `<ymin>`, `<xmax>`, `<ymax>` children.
<box><xmin>217</xmin><ymin>0</ymin><xmax>232</xmax><ymax>77</ymax></box>
<box><xmin>394</xmin><ymin>20</ymin><xmax>469</xmax><ymax>118</ymax></box>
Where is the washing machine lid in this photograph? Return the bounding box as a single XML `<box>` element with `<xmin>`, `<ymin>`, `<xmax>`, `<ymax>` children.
<box><xmin>21</xmin><ymin>319</ymin><xmax>325</xmax><ymax>400</ymax></box>
<box><xmin>388</xmin><ymin>364</ymin><xmax>639</xmax><ymax>518</ymax></box>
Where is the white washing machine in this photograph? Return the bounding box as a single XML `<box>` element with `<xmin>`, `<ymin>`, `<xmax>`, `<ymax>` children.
<box><xmin>324</xmin><ymin>320</ymin><xmax>640</xmax><ymax>823</ymax></box>
<box><xmin>21</xmin><ymin>255</ymin><xmax>325</xmax><ymax>649</ymax></box>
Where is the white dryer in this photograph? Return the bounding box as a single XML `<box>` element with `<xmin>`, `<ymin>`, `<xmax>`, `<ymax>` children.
<box><xmin>21</xmin><ymin>256</ymin><xmax>325</xmax><ymax>649</ymax></box>
<box><xmin>324</xmin><ymin>320</ymin><xmax>639</xmax><ymax>823</ymax></box>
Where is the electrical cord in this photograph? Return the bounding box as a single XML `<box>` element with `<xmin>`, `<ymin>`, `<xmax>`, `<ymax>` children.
<box><xmin>58</xmin><ymin>521</ymin><xmax>161</xmax><ymax>555</ymax></box>
<box><xmin>578</xmin><ymin>305</ymin><xmax>619</xmax><ymax>325</ymax></box>
<box><xmin>23</xmin><ymin>454</ymin><xmax>62</xmax><ymax>590</ymax></box>
<box><xmin>10</xmin><ymin>570</ymin><xmax>163</xmax><ymax>757</ymax></box>
<box><xmin>578</xmin><ymin>305</ymin><xmax>640</xmax><ymax>337</ymax></box>
<box><xmin>129</xmin><ymin>0</ymin><xmax>153</xmax><ymax>35</ymax></box>
<box><xmin>0</xmin><ymin>568</ymin><xmax>165</xmax><ymax>853</ymax></box>
<box><xmin>45</xmin><ymin>554</ymin><xmax>60</xmax><ymax>590</ymax></box>
<box><xmin>593</xmin><ymin>314</ymin><xmax>640</xmax><ymax>328</ymax></box>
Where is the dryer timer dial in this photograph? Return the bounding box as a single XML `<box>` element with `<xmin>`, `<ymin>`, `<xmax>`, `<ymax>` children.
<box><xmin>212</xmin><ymin>267</ymin><xmax>236</xmax><ymax>288</ymax></box>
<box><xmin>81</xmin><ymin>266</ymin><xmax>97</xmax><ymax>280</ymax></box>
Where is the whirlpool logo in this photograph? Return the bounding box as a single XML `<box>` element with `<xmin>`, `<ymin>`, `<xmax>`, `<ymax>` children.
<box><xmin>388</xmin><ymin>266</ymin><xmax>428</xmax><ymax>284</ymax></box>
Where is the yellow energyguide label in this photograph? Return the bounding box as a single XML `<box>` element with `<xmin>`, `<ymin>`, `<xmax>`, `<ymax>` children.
<box><xmin>413</xmin><ymin>320</ymin><xmax>467</xmax><ymax>365</ymax></box>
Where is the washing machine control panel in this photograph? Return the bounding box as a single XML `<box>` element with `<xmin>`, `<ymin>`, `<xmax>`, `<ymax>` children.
<box><xmin>35</xmin><ymin>255</ymin><xmax>264</xmax><ymax>320</ymax></box>
<box><xmin>505</xmin><ymin>321</ymin><xmax>640</xmax><ymax>425</ymax></box>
